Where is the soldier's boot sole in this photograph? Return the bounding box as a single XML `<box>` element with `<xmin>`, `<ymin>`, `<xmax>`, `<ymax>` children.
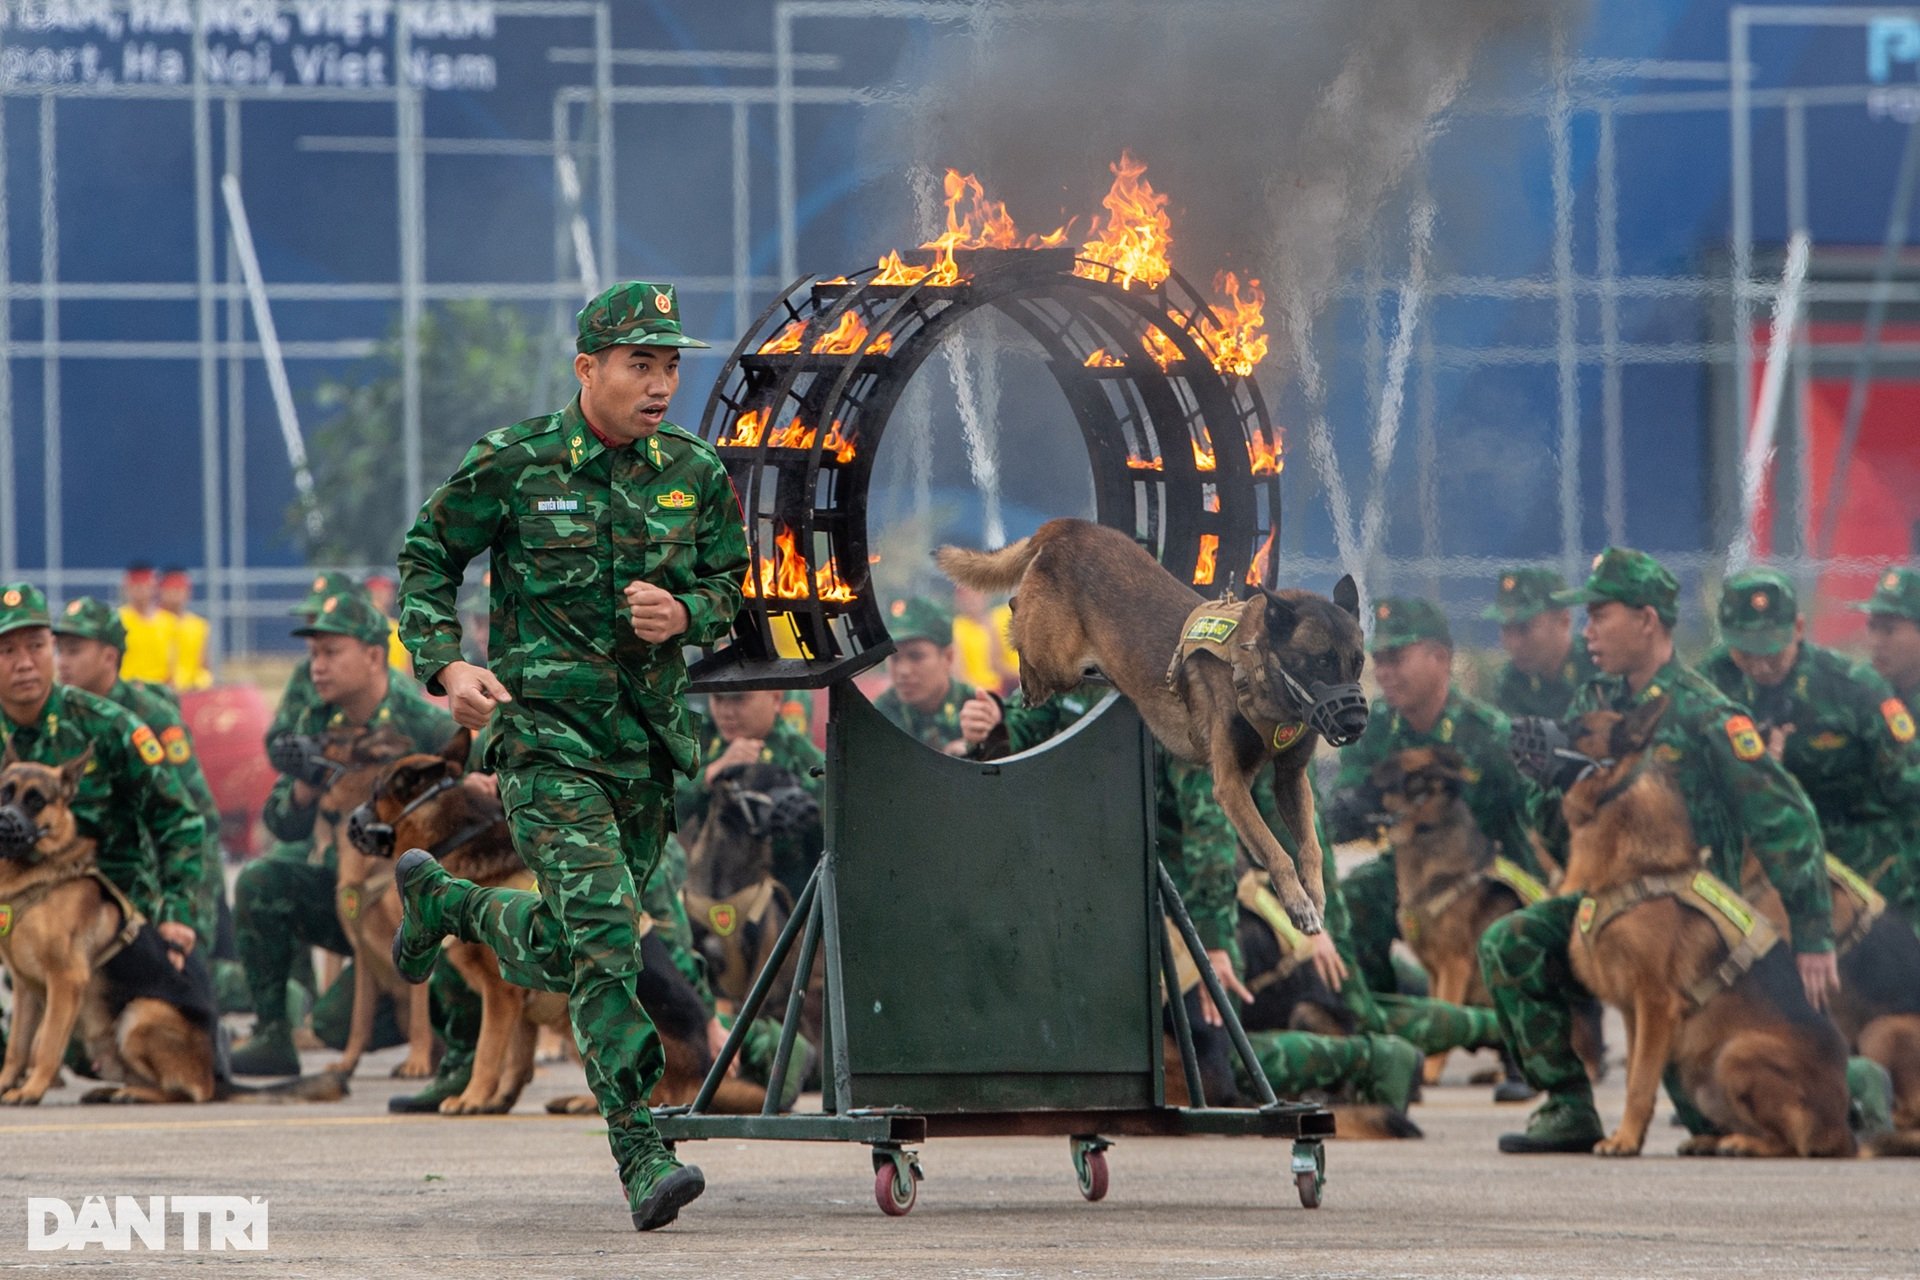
<box><xmin>630</xmin><ymin>1166</ymin><xmax>705</xmax><ymax>1232</ymax></box>
<box><xmin>1497</xmin><ymin>1129</ymin><xmax>1601</xmax><ymax>1154</ymax></box>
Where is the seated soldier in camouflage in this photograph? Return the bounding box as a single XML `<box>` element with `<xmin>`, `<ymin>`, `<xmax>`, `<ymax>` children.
<box><xmin>1485</xmin><ymin>568</ymin><xmax>1599</xmax><ymax>720</ymax></box>
<box><xmin>1325</xmin><ymin>600</ymin><xmax>1550</xmax><ymax>998</ymax></box>
<box><xmin>872</xmin><ymin>597</ymin><xmax>978</xmax><ymax>755</ymax></box>
<box><xmin>1487</xmin><ymin>549</ymin><xmax>1841</xmax><ymax>1153</ymax></box>
<box><xmin>1703</xmin><ymin>568</ymin><xmax>1920</xmax><ymax>927</ymax></box>
<box><xmin>1860</xmin><ymin>568</ymin><xmax>1920</xmax><ymax>724</ymax></box>
<box><xmin>230</xmin><ymin>592</ymin><xmax>455</xmax><ymax>1075</ymax></box>
<box><xmin>675</xmin><ymin>689</ymin><xmax>824</xmax><ymax>904</ymax></box>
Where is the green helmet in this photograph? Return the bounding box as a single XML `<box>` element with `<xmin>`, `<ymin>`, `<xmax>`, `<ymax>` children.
<box><xmin>51</xmin><ymin>596</ymin><xmax>127</xmax><ymax>651</ymax></box>
<box><xmin>1718</xmin><ymin>568</ymin><xmax>1798</xmax><ymax>656</ymax></box>
<box><xmin>1855</xmin><ymin>566</ymin><xmax>1920</xmax><ymax>623</ymax></box>
<box><xmin>1553</xmin><ymin>547</ymin><xmax>1679</xmax><ymax>628</ymax></box>
<box><xmin>576</xmin><ymin>281</ymin><xmax>710</xmax><ymax>354</ymax></box>
<box><xmin>887</xmin><ymin>596</ymin><xmax>954</xmax><ymax>647</ymax></box>
<box><xmin>292</xmin><ymin>592</ymin><xmax>390</xmax><ymax>647</ymax></box>
<box><xmin>1482</xmin><ymin>567</ymin><xmax>1569</xmax><ymax>625</ymax></box>
<box><xmin>0</xmin><ymin>582</ymin><xmax>51</xmax><ymax>639</ymax></box>
<box><xmin>1368</xmin><ymin>597</ymin><xmax>1451</xmax><ymax>653</ymax></box>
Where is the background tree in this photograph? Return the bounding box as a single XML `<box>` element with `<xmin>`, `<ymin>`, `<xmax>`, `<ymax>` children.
<box><xmin>296</xmin><ymin>300</ymin><xmax>551</xmax><ymax>564</ymax></box>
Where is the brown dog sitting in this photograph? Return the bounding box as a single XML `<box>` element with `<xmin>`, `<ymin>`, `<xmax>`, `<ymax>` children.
<box><xmin>0</xmin><ymin>751</ymin><xmax>345</xmax><ymax>1105</ymax></box>
<box><xmin>1557</xmin><ymin>699</ymin><xmax>1860</xmax><ymax>1157</ymax></box>
<box><xmin>351</xmin><ymin>732</ymin><xmax>766</xmax><ymax>1116</ymax></box>
<box><xmin>939</xmin><ymin>517</ymin><xmax>1368</xmax><ymax>934</ymax></box>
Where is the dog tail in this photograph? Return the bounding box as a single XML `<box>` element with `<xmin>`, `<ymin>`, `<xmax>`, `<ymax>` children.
<box><xmin>1863</xmin><ymin>1130</ymin><xmax>1920</xmax><ymax>1158</ymax></box>
<box><xmin>936</xmin><ymin>537</ymin><xmax>1038</xmax><ymax>593</ymax></box>
<box><xmin>1329</xmin><ymin>1104</ymin><xmax>1423</xmax><ymax>1140</ymax></box>
<box><xmin>215</xmin><ymin>1070</ymin><xmax>351</xmax><ymax>1104</ymax></box>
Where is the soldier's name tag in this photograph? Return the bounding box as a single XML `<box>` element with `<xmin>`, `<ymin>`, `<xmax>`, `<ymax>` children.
<box><xmin>533</xmin><ymin>498</ymin><xmax>582</xmax><ymax>514</ymax></box>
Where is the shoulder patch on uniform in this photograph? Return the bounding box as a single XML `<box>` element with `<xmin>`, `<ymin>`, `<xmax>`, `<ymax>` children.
<box><xmin>160</xmin><ymin>724</ymin><xmax>192</xmax><ymax>764</ymax></box>
<box><xmin>131</xmin><ymin>724</ymin><xmax>164</xmax><ymax>766</ymax></box>
<box><xmin>1882</xmin><ymin>698</ymin><xmax>1916</xmax><ymax>744</ymax></box>
<box><xmin>1725</xmin><ymin>714</ymin><xmax>1765</xmax><ymax>762</ymax></box>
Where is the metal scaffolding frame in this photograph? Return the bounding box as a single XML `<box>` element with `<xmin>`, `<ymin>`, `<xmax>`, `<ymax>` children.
<box><xmin>2</xmin><ymin>0</ymin><xmax>1914</xmax><ymax>668</ymax></box>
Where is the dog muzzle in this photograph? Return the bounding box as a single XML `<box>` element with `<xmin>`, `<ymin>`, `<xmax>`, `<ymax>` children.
<box><xmin>0</xmin><ymin>805</ymin><xmax>46</xmax><ymax>860</ymax></box>
<box><xmin>345</xmin><ymin>801</ymin><xmax>394</xmax><ymax>859</ymax></box>
<box><xmin>1510</xmin><ymin>716</ymin><xmax>1603</xmax><ymax>790</ymax></box>
<box><xmin>768</xmin><ymin>786</ymin><xmax>820</xmax><ymax>841</ymax></box>
<box><xmin>1279</xmin><ymin>669</ymin><xmax>1369</xmax><ymax>747</ymax></box>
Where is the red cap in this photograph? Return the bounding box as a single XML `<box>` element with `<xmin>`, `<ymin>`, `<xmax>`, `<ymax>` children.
<box><xmin>123</xmin><ymin>567</ymin><xmax>156</xmax><ymax>585</ymax></box>
<box><xmin>365</xmin><ymin>573</ymin><xmax>395</xmax><ymax>590</ymax></box>
<box><xmin>159</xmin><ymin>570</ymin><xmax>191</xmax><ymax>590</ymax></box>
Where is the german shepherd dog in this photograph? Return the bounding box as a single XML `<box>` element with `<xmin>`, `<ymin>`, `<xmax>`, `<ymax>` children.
<box><xmin>0</xmin><ymin>751</ymin><xmax>345</xmax><ymax>1105</ymax></box>
<box><xmin>1557</xmin><ymin>700</ymin><xmax>1869</xmax><ymax>1157</ymax></box>
<box><xmin>939</xmin><ymin>518</ymin><xmax>1369</xmax><ymax>935</ymax></box>
<box><xmin>311</xmin><ymin>723</ymin><xmax>436</xmax><ymax>1080</ymax></box>
<box><xmin>352</xmin><ymin>732</ymin><xmax>766</xmax><ymax>1115</ymax></box>
<box><xmin>684</xmin><ymin>763</ymin><xmax>817</xmax><ymax>1021</ymax></box>
<box><xmin>1370</xmin><ymin>746</ymin><xmax>1599</xmax><ymax>1087</ymax></box>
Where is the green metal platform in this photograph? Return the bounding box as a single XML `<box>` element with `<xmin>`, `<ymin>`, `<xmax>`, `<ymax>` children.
<box><xmin>655</xmin><ymin>684</ymin><xmax>1330</xmax><ymax>1214</ymax></box>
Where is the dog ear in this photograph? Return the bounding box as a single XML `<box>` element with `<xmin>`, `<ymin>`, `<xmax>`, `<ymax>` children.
<box><xmin>440</xmin><ymin>728</ymin><xmax>472</xmax><ymax>776</ymax></box>
<box><xmin>0</xmin><ymin>737</ymin><xmax>17</xmax><ymax>771</ymax></box>
<box><xmin>1368</xmin><ymin>757</ymin><xmax>1403</xmax><ymax>792</ymax></box>
<box><xmin>1261</xmin><ymin>588</ymin><xmax>1298</xmax><ymax>639</ymax></box>
<box><xmin>1428</xmin><ymin>744</ymin><xmax>1469</xmax><ymax>784</ymax></box>
<box><xmin>59</xmin><ymin>744</ymin><xmax>94</xmax><ymax>797</ymax></box>
<box><xmin>1332</xmin><ymin>574</ymin><xmax>1361</xmax><ymax>621</ymax></box>
<box><xmin>1611</xmin><ymin>696</ymin><xmax>1670</xmax><ymax>757</ymax></box>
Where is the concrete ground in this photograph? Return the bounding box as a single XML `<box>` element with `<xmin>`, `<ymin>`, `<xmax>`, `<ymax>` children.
<box><xmin>1</xmin><ymin>1037</ymin><xmax>1914</xmax><ymax>1278</ymax></box>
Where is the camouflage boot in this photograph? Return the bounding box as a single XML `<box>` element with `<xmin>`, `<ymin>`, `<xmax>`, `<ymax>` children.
<box><xmin>1848</xmin><ymin>1057</ymin><xmax>1895</xmax><ymax>1138</ymax></box>
<box><xmin>1497</xmin><ymin>1090</ymin><xmax>1603</xmax><ymax>1154</ymax></box>
<box><xmin>1356</xmin><ymin>1034</ymin><xmax>1421</xmax><ymax>1112</ymax></box>
<box><xmin>228</xmin><ymin>1021</ymin><xmax>300</xmax><ymax>1077</ymax></box>
<box><xmin>391</xmin><ymin>849</ymin><xmax>471</xmax><ymax>984</ymax></box>
<box><xmin>609</xmin><ymin>1112</ymin><xmax>705</xmax><ymax>1232</ymax></box>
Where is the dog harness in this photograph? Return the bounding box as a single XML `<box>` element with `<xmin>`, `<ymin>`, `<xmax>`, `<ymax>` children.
<box><xmin>1825</xmin><ymin>855</ymin><xmax>1886</xmax><ymax>956</ymax></box>
<box><xmin>1397</xmin><ymin>856</ymin><xmax>1549</xmax><ymax>948</ymax></box>
<box><xmin>1574</xmin><ymin>868</ymin><xmax>1780</xmax><ymax>1009</ymax></box>
<box><xmin>1236</xmin><ymin>870</ymin><xmax>1318</xmax><ymax>993</ymax></box>
<box><xmin>1169</xmin><ymin>598</ymin><xmax>1310</xmax><ymax>752</ymax></box>
<box><xmin>685</xmin><ymin>878</ymin><xmax>789</xmax><ymax>1003</ymax></box>
<box><xmin>0</xmin><ymin>863</ymin><xmax>143</xmax><ymax>967</ymax></box>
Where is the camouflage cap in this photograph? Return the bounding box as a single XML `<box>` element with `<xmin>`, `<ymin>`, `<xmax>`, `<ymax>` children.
<box><xmin>293</xmin><ymin>592</ymin><xmax>390</xmax><ymax>647</ymax></box>
<box><xmin>1552</xmin><ymin>547</ymin><xmax>1679</xmax><ymax>628</ymax></box>
<box><xmin>1718</xmin><ymin>568</ymin><xmax>1799</xmax><ymax>656</ymax></box>
<box><xmin>0</xmin><ymin>582</ymin><xmax>51</xmax><ymax>638</ymax></box>
<box><xmin>575</xmin><ymin>281</ymin><xmax>710</xmax><ymax>354</ymax></box>
<box><xmin>1855</xmin><ymin>566</ymin><xmax>1920</xmax><ymax>622</ymax></box>
<box><xmin>51</xmin><ymin>596</ymin><xmax>127</xmax><ymax>651</ymax></box>
<box><xmin>1368</xmin><ymin>596</ymin><xmax>1451</xmax><ymax>653</ymax></box>
<box><xmin>1481</xmin><ymin>567</ymin><xmax>1570</xmax><ymax>624</ymax></box>
<box><xmin>291</xmin><ymin>571</ymin><xmax>363</xmax><ymax>618</ymax></box>
<box><xmin>887</xmin><ymin>596</ymin><xmax>953</xmax><ymax>647</ymax></box>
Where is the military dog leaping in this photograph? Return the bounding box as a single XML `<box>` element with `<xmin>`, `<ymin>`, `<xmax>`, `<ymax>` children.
<box><xmin>938</xmin><ymin>517</ymin><xmax>1368</xmax><ymax>934</ymax></box>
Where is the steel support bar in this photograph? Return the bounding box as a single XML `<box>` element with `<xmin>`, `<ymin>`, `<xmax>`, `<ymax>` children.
<box><xmin>688</xmin><ymin>866</ymin><xmax>821</xmax><ymax>1115</ymax></box>
<box><xmin>1158</xmin><ymin>862</ymin><xmax>1278</xmax><ymax>1108</ymax></box>
<box><xmin>654</xmin><ymin>1112</ymin><xmax>926</xmax><ymax>1144</ymax></box>
<box><xmin>760</xmin><ymin>882</ymin><xmax>825</xmax><ymax>1117</ymax></box>
<box><xmin>1156</xmin><ymin>901</ymin><xmax>1206</xmax><ymax>1108</ymax></box>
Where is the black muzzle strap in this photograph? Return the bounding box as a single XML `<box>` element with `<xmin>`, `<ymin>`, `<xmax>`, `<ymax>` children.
<box><xmin>347</xmin><ymin>775</ymin><xmax>462</xmax><ymax>859</ymax></box>
<box><xmin>1277</xmin><ymin>668</ymin><xmax>1369</xmax><ymax>747</ymax></box>
<box><xmin>0</xmin><ymin>804</ymin><xmax>49</xmax><ymax>861</ymax></box>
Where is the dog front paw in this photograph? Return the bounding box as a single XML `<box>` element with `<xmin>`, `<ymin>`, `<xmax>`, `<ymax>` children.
<box><xmin>1594</xmin><ymin>1131</ymin><xmax>1643</xmax><ymax>1157</ymax></box>
<box><xmin>322</xmin><ymin>1057</ymin><xmax>358</xmax><ymax>1078</ymax></box>
<box><xmin>0</xmin><ymin>1087</ymin><xmax>45</xmax><ymax>1106</ymax></box>
<box><xmin>391</xmin><ymin>1055</ymin><xmax>434</xmax><ymax>1080</ymax></box>
<box><xmin>1676</xmin><ymin>1135</ymin><xmax>1722</xmax><ymax>1156</ymax></box>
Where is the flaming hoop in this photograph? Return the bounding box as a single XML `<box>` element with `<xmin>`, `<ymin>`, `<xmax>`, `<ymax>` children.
<box><xmin>693</xmin><ymin>246</ymin><xmax>1283</xmax><ymax>690</ymax></box>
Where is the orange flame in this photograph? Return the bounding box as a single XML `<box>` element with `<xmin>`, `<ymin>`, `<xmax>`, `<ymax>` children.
<box><xmin>759</xmin><ymin>321</ymin><xmax>805</xmax><ymax>354</ymax></box>
<box><xmin>742</xmin><ymin>528</ymin><xmax>857</xmax><ymax>604</ymax></box>
<box><xmin>871</xmin><ymin>169</ymin><xmax>1070</xmax><ymax>287</ymax></box>
<box><xmin>1191</xmin><ymin>272</ymin><xmax>1269</xmax><ymax>378</ymax></box>
<box><xmin>1192</xmin><ymin>427</ymin><xmax>1217</xmax><ymax>472</ymax></box>
<box><xmin>1249</xmin><ymin>527</ymin><xmax>1277</xmax><ymax>588</ymax></box>
<box><xmin>1084</xmin><ymin>349</ymin><xmax>1126</xmax><ymax>368</ymax></box>
<box><xmin>1073</xmin><ymin>151</ymin><xmax>1173</xmax><ymax>291</ymax></box>
<box><xmin>719</xmin><ymin>409</ymin><xmax>857</xmax><ymax>463</ymax></box>
<box><xmin>758</xmin><ymin>313</ymin><xmax>893</xmax><ymax>355</ymax></box>
<box><xmin>1248</xmin><ymin>424</ymin><xmax>1283</xmax><ymax>476</ymax></box>
<box><xmin>1194</xmin><ymin>534</ymin><xmax>1219</xmax><ymax>587</ymax></box>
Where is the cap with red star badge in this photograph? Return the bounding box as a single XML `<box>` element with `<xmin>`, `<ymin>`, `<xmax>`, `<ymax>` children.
<box><xmin>51</xmin><ymin>596</ymin><xmax>128</xmax><ymax>651</ymax></box>
<box><xmin>0</xmin><ymin>582</ymin><xmax>51</xmax><ymax>638</ymax></box>
<box><xmin>1369</xmin><ymin>596</ymin><xmax>1451</xmax><ymax>653</ymax></box>
<box><xmin>293</xmin><ymin>592</ymin><xmax>391</xmax><ymax>647</ymax></box>
<box><xmin>290</xmin><ymin>571</ymin><xmax>365</xmax><ymax>619</ymax></box>
<box><xmin>1717</xmin><ymin>568</ymin><xmax>1798</xmax><ymax>656</ymax></box>
<box><xmin>1552</xmin><ymin>547</ymin><xmax>1679</xmax><ymax>628</ymax></box>
<box><xmin>1855</xmin><ymin>566</ymin><xmax>1920</xmax><ymax>623</ymax></box>
<box><xmin>575</xmin><ymin>281</ymin><xmax>710</xmax><ymax>354</ymax></box>
<box><xmin>1482</xmin><ymin>567</ymin><xmax>1569</xmax><ymax>624</ymax></box>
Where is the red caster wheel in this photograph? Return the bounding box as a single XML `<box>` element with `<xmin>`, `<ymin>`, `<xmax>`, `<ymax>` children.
<box><xmin>1077</xmin><ymin>1150</ymin><xmax>1109</xmax><ymax>1202</ymax></box>
<box><xmin>875</xmin><ymin>1160</ymin><xmax>917</xmax><ymax>1216</ymax></box>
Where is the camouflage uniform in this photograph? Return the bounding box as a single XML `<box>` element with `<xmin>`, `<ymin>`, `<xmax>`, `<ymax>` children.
<box><xmin>1857</xmin><ymin>567</ymin><xmax>1920</xmax><ymax>734</ymax></box>
<box><xmin>1484</xmin><ymin>568</ymin><xmax>1600</xmax><ymax>720</ymax></box>
<box><xmin>675</xmin><ymin>713</ymin><xmax>825</xmax><ymax>902</ymax></box>
<box><xmin>396</xmin><ymin>281</ymin><xmax>743</xmax><ymax>1220</ymax></box>
<box><xmin>1704</xmin><ymin>569</ymin><xmax>1920</xmax><ymax>924</ymax></box>
<box><xmin>234</xmin><ymin>595</ymin><xmax>456</xmax><ymax>1058</ymax></box>
<box><xmin>1481</xmin><ymin>549</ymin><xmax>1834</xmax><ymax>1151</ymax></box>
<box><xmin>0</xmin><ymin>585</ymin><xmax>208</xmax><ymax>933</ymax></box>
<box><xmin>873</xmin><ymin>597</ymin><xmax>977</xmax><ymax>752</ymax></box>
<box><xmin>1327</xmin><ymin>598</ymin><xmax>1550</xmax><ymax>994</ymax></box>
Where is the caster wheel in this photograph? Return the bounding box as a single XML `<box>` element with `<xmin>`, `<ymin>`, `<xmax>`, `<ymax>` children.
<box><xmin>1295</xmin><ymin>1169</ymin><xmax>1322</xmax><ymax>1209</ymax></box>
<box><xmin>875</xmin><ymin>1162</ymin><xmax>917</xmax><ymax>1216</ymax></box>
<box><xmin>1077</xmin><ymin>1150</ymin><xmax>1108</xmax><ymax>1202</ymax></box>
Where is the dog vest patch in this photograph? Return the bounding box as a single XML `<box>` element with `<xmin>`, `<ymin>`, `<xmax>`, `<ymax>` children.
<box><xmin>708</xmin><ymin>903</ymin><xmax>738</xmax><ymax>936</ymax></box>
<box><xmin>1183</xmin><ymin>612</ymin><xmax>1239</xmax><ymax>645</ymax></box>
<box><xmin>0</xmin><ymin>904</ymin><xmax>11</xmax><ymax>936</ymax></box>
<box><xmin>1724</xmin><ymin>714</ymin><xmax>1765</xmax><ymax>762</ymax></box>
<box><xmin>1882</xmin><ymin>698</ymin><xmax>1915</xmax><ymax>744</ymax></box>
<box><xmin>131</xmin><ymin>725</ymin><xmax>164</xmax><ymax>766</ymax></box>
